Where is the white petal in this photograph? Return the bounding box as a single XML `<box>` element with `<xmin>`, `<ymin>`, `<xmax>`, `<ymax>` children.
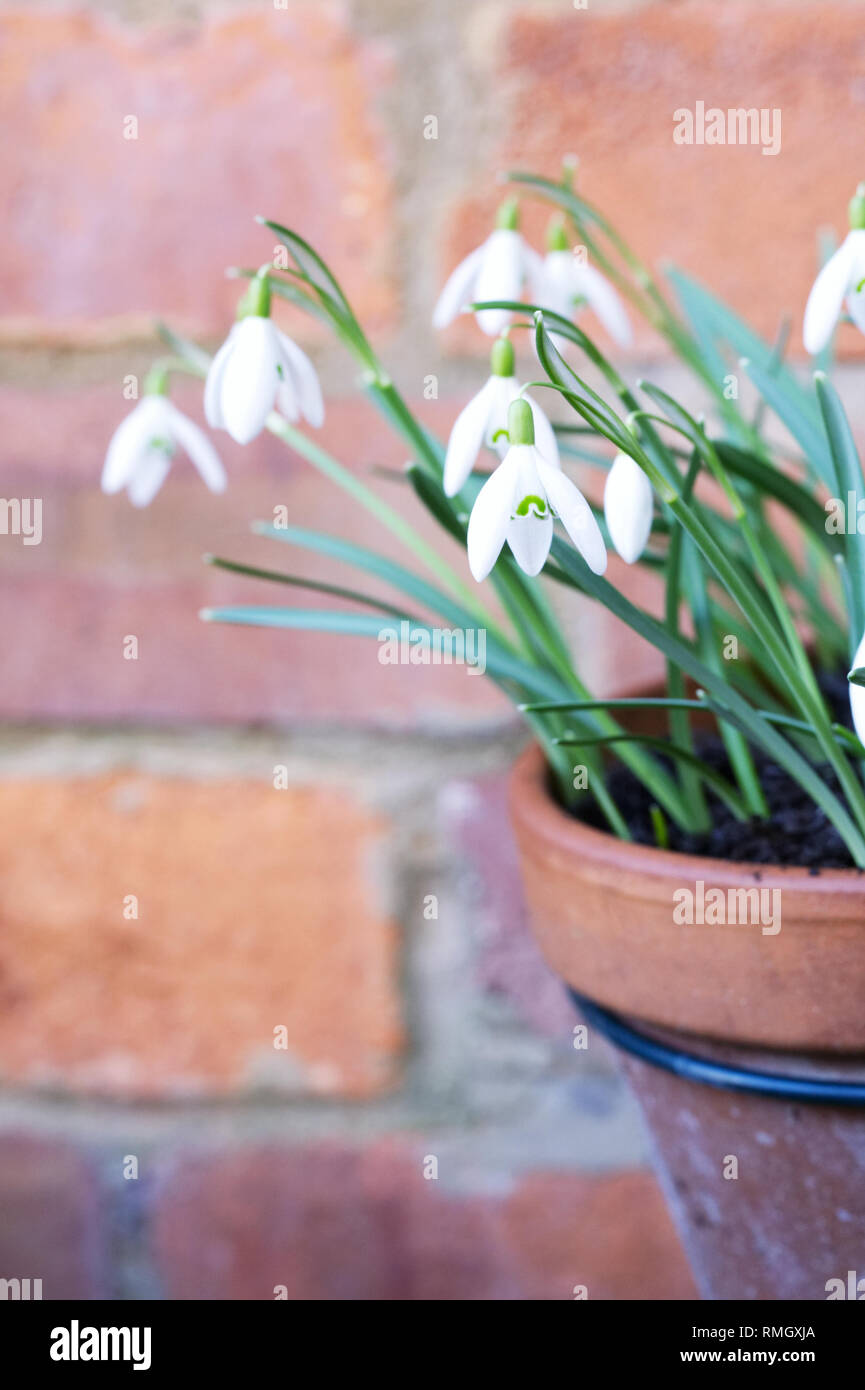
<box><xmin>432</xmin><ymin>241</ymin><xmax>487</xmax><ymax>329</ymax></box>
<box><xmin>536</xmin><ymin>250</ymin><xmax>579</xmax><ymax>318</ymax></box>
<box><xmin>127</xmin><ymin>446</ymin><xmax>172</xmax><ymax>507</ymax></box>
<box><xmin>219</xmin><ymin>317</ymin><xmax>281</xmax><ymax>444</ymax></box>
<box><xmin>101</xmin><ymin>397</ymin><xmax>170</xmax><ymax>494</ymax></box>
<box><xmin>466</xmin><ymin>451</ymin><xmax>520</xmax><ymax>582</ymax></box>
<box><xmin>851</xmin><ymin>632</ymin><xmax>865</xmax><ymax>749</ymax></box>
<box><xmin>474</xmin><ymin>229</ymin><xmax>524</xmax><ymax>336</ymax></box>
<box><xmin>481</xmin><ymin>375</ymin><xmax>516</xmax><ymax>459</ymax></box>
<box><xmin>523</xmin><ymin>243</ymin><xmax>550</xmax><ymax>303</ymax></box>
<box><xmin>603</xmin><ymin>453</ymin><xmax>653</xmax><ymax>563</ymax></box>
<box><xmin>164</xmin><ymin>401</ymin><xmax>227</xmax><ymax>494</ymax></box>
<box><xmin>536</xmin><ymin>456</ymin><xmax>607</xmax><ymax>575</ymax></box>
<box><xmin>506</xmin><ymin>510</ymin><xmax>553</xmax><ymax>576</ymax></box>
<box><xmin>276</xmin><ymin>377</ymin><xmax>300</xmax><ymax>422</ymax></box>
<box><xmin>803</xmin><ymin>233</ymin><xmax>859</xmax><ymax>355</ymax></box>
<box><xmin>846</xmin><ymin>285</ymin><xmax>865</xmax><ymax>339</ymax></box>
<box><xmin>574</xmin><ymin>262</ymin><xmax>632</xmax><ymax>346</ymax></box>
<box><xmin>276</xmin><ymin>330</ymin><xmax>325</xmax><ymax>428</ymax></box>
<box><xmin>204</xmin><ymin>326</ymin><xmax>238</xmax><ymax>430</ymax></box>
<box><xmin>505</xmin><ymin>444</ymin><xmax>553</xmax><ymax>575</ymax></box>
<box><xmin>443</xmin><ymin>377</ymin><xmax>497</xmax><ymax>497</ymax></box>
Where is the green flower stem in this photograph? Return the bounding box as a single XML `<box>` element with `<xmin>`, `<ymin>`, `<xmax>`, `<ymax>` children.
<box><xmin>665</xmin><ymin>455</ymin><xmax>712</xmax><ymax>828</ymax></box>
<box><xmin>506</xmin><ymin>171</ymin><xmax>768</xmax><ymax>452</ymax></box>
<box><xmin>681</xmin><ymin>540</ymin><xmax>769</xmax><ymax>818</ymax></box>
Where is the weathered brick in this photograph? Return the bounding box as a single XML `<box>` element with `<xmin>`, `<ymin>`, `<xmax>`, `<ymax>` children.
<box><xmin>443</xmin><ymin>2</ymin><xmax>865</xmax><ymax>356</ymax></box>
<box><xmin>0</xmin><ymin>1136</ymin><xmax>107</xmax><ymax>1299</ymax></box>
<box><xmin>0</xmin><ymin>775</ymin><xmax>402</xmax><ymax>1099</ymax></box>
<box><xmin>0</xmin><ymin>10</ymin><xmax>394</xmax><ymax>342</ymax></box>
<box><xmin>153</xmin><ymin>1139</ymin><xmax>696</xmax><ymax>1300</ymax></box>
<box><xmin>439</xmin><ymin>773</ymin><xmax>575</xmax><ymax>1038</ymax></box>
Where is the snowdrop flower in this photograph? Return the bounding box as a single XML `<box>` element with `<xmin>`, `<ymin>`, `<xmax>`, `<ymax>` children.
<box><xmin>433</xmin><ymin>199</ymin><xmax>544</xmax><ymax>337</ymax></box>
<box><xmin>101</xmin><ymin>368</ymin><xmax>226</xmax><ymax>507</ymax></box>
<box><xmin>603</xmin><ymin>452</ymin><xmax>654</xmax><ymax>564</ymax></box>
<box><xmin>467</xmin><ymin>398</ymin><xmax>606</xmax><ymax>581</ymax></box>
<box><xmin>536</xmin><ymin>219</ymin><xmax>631</xmax><ymax>347</ymax></box>
<box><xmin>443</xmin><ymin>336</ymin><xmax>559</xmax><ymax>496</ymax></box>
<box><xmin>850</xmin><ymin>633</ymin><xmax>865</xmax><ymax>750</ymax></box>
<box><xmin>804</xmin><ymin>186</ymin><xmax>865</xmax><ymax>354</ymax></box>
<box><xmin>205</xmin><ymin>270</ymin><xmax>324</xmax><ymax>444</ymax></box>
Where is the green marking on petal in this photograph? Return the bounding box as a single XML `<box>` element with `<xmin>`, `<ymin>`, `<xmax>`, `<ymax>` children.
<box><xmin>148</xmin><ymin>436</ymin><xmax>175</xmax><ymax>458</ymax></box>
<box><xmin>513</xmin><ymin>493</ymin><xmax>548</xmax><ymax>519</ymax></box>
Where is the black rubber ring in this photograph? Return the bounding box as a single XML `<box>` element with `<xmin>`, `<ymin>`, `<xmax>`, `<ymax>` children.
<box><xmin>569</xmin><ymin>990</ymin><xmax>865</xmax><ymax>1105</ymax></box>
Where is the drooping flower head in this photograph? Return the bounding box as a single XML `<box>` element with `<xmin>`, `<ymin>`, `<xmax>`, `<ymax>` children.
<box><xmin>443</xmin><ymin>335</ymin><xmax>559</xmax><ymax>497</ymax></box>
<box><xmin>205</xmin><ymin>268</ymin><xmax>324</xmax><ymax>444</ymax></box>
<box><xmin>433</xmin><ymin>199</ymin><xmax>544</xmax><ymax>337</ymax></box>
<box><xmin>603</xmin><ymin>452</ymin><xmax>654</xmax><ymax>564</ymax></box>
<box><xmin>467</xmin><ymin>397</ymin><xmax>606</xmax><ymax>581</ymax></box>
<box><xmin>536</xmin><ymin>217</ymin><xmax>631</xmax><ymax>347</ymax></box>
<box><xmin>804</xmin><ymin>184</ymin><xmax>865</xmax><ymax>354</ymax></box>
<box><xmin>101</xmin><ymin>365</ymin><xmax>226</xmax><ymax>508</ymax></box>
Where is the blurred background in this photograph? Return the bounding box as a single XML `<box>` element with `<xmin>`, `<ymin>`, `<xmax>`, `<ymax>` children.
<box><xmin>2</xmin><ymin>0</ymin><xmax>865</xmax><ymax>1299</ymax></box>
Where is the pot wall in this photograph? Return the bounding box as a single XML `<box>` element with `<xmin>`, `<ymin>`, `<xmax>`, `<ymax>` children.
<box><xmin>510</xmin><ymin>745</ymin><xmax>865</xmax><ymax>1052</ymax></box>
<box><xmin>617</xmin><ymin>1040</ymin><xmax>865</xmax><ymax>1301</ymax></box>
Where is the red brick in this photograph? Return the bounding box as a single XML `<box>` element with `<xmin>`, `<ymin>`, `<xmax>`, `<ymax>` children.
<box><xmin>0</xmin><ymin>382</ymin><xmax>512</xmax><ymax>726</ymax></box>
<box><xmin>0</xmin><ymin>1136</ymin><xmax>107</xmax><ymax>1299</ymax></box>
<box><xmin>0</xmin><ymin>10</ymin><xmax>394</xmax><ymax>342</ymax></box>
<box><xmin>0</xmin><ymin>776</ymin><xmax>402</xmax><ymax>1099</ymax></box>
<box><xmin>153</xmin><ymin>1140</ymin><xmax>696</xmax><ymax>1300</ymax></box>
<box><xmin>443</xmin><ymin>2</ymin><xmax>865</xmax><ymax>357</ymax></box>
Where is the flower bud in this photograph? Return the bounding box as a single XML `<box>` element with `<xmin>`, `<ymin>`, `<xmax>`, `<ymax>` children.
<box><xmin>603</xmin><ymin>453</ymin><xmax>653</xmax><ymax>564</ymax></box>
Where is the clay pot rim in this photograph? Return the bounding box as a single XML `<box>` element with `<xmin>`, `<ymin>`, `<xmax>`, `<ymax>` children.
<box><xmin>511</xmin><ymin>742</ymin><xmax>865</xmax><ymax>890</ymax></box>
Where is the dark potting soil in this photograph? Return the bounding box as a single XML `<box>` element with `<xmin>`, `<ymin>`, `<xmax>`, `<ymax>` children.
<box><xmin>577</xmin><ymin>670</ymin><xmax>864</xmax><ymax>872</ymax></box>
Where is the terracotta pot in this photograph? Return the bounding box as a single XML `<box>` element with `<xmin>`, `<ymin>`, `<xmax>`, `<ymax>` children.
<box><xmin>509</xmin><ymin>743</ymin><xmax>865</xmax><ymax>1301</ymax></box>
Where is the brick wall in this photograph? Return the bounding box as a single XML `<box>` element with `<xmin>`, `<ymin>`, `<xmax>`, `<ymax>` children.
<box><xmin>5</xmin><ymin>0</ymin><xmax>862</xmax><ymax>1299</ymax></box>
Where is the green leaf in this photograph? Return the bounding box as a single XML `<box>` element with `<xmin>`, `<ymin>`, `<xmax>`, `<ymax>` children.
<box><xmin>714</xmin><ymin>441</ymin><xmax>837</xmax><ymax>547</ymax></box>
<box><xmin>259</xmin><ymin>219</ymin><xmax>354</xmax><ymax>319</ymax></box>
<box><xmin>203</xmin><ymin>553</ymin><xmax>408</xmax><ymax>618</ymax></box>
<box><xmin>552</xmin><ymin>733</ymin><xmax>748</xmax><ymax>821</ymax></box>
<box><xmin>546</xmin><ymin>537</ymin><xmax>865</xmax><ymax>866</ymax></box>
<box><xmin>155</xmin><ymin>322</ymin><xmax>211</xmax><ymax>375</ymax></box>
<box><xmin>202</xmin><ymin>604</ymin><xmax>579</xmax><ymax>707</ymax></box>
<box><xmin>815</xmin><ymin>372</ymin><xmax>865</xmax><ymax>647</ymax></box>
<box><xmin>743</xmin><ymin>357</ymin><xmax>833</xmax><ymax>487</ymax></box>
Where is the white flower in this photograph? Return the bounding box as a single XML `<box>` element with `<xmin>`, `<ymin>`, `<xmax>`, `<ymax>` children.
<box><xmin>603</xmin><ymin>452</ymin><xmax>654</xmax><ymax>563</ymax></box>
<box><xmin>205</xmin><ymin>275</ymin><xmax>324</xmax><ymax>444</ymax></box>
<box><xmin>433</xmin><ymin>199</ymin><xmax>544</xmax><ymax>337</ymax></box>
<box><xmin>101</xmin><ymin>393</ymin><xmax>226</xmax><ymax>508</ymax></box>
<box><xmin>850</xmin><ymin>632</ymin><xmax>865</xmax><ymax>750</ymax></box>
<box><xmin>443</xmin><ymin>337</ymin><xmax>559</xmax><ymax>497</ymax></box>
<box><xmin>466</xmin><ymin>399</ymin><xmax>606</xmax><ymax>581</ymax></box>
<box><xmin>535</xmin><ymin>221</ymin><xmax>631</xmax><ymax>347</ymax></box>
<box><xmin>804</xmin><ymin>188</ymin><xmax>865</xmax><ymax>354</ymax></box>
